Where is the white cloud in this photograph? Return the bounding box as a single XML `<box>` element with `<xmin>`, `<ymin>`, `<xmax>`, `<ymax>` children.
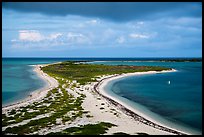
<box><xmin>67</xmin><ymin>32</ymin><xmax>83</xmax><ymax>38</ymax></box>
<box><xmin>19</xmin><ymin>30</ymin><xmax>44</xmax><ymax>42</ymax></box>
<box><xmin>14</xmin><ymin>30</ymin><xmax>65</xmax><ymax>44</ymax></box>
<box><xmin>49</xmin><ymin>33</ymin><xmax>62</xmax><ymax>39</ymax></box>
<box><xmin>86</xmin><ymin>19</ymin><xmax>100</xmax><ymax>25</ymax></box>
<box><xmin>12</xmin><ymin>30</ymin><xmax>92</xmax><ymax>47</ymax></box>
<box><xmin>67</xmin><ymin>32</ymin><xmax>91</xmax><ymax>44</ymax></box>
<box><xmin>89</xmin><ymin>20</ymin><xmax>97</xmax><ymax>24</ymax></box>
<box><xmin>137</xmin><ymin>21</ymin><xmax>144</xmax><ymax>25</ymax></box>
<box><xmin>17</xmin><ymin>30</ymin><xmax>64</xmax><ymax>42</ymax></box>
<box><xmin>129</xmin><ymin>33</ymin><xmax>149</xmax><ymax>39</ymax></box>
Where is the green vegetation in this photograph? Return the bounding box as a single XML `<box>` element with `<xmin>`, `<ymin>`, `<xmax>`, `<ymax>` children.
<box><xmin>8</xmin><ymin>109</ymin><xmax>16</xmax><ymax>115</ymax></box>
<box><xmin>113</xmin><ymin>132</ymin><xmax>130</xmax><ymax>135</ymax></box>
<box><xmin>136</xmin><ymin>132</ymin><xmax>149</xmax><ymax>135</ymax></box>
<box><xmin>3</xmin><ymin>79</ymin><xmax>86</xmax><ymax>135</ymax></box>
<box><xmin>47</xmin><ymin>122</ymin><xmax>116</xmax><ymax>135</ymax></box>
<box><xmin>42</xmin><ymin>61</ymin><xmax>171</xmax><ymax>85</ymax></box>
<box><xmin>159</xmin><ymin>58</ymin><xmax>202</xmax><ymax>62</ymax></box>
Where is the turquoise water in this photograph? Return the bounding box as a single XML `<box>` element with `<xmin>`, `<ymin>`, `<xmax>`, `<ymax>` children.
<box><xmin>2</xmin><ymin>65</ymin><xmax>46</xmax><ymax>105</ymax></box>
<box><xmin>2</xmin><ymin>58</ymin><xmax>69</xmax><ymax>106</ymax></box>
<box><xmin>90</xmin><ymin>61</ymin><xmax>202</xmax><ymax>134</ymax></box>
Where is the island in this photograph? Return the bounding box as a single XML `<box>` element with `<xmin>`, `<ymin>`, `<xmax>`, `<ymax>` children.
<box><xmin>2</xmin><ymin>61</ymin><xmax>188</xmax><ymax>135</ymax></box>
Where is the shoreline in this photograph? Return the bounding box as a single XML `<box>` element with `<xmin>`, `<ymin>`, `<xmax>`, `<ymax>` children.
<box><xmin>2</xmin><ymin>64</ymin><xmax>59</xmax><ymax>113</ymax></box>
<box><xmin>2</xmin><ymin>64</ymin><xmax>199</xmax><ymax>135</ymax></box>
<box><xmin>94</xmin><ymin>69</ymin><xmax>192</xmax><ymax>135</ymax></box>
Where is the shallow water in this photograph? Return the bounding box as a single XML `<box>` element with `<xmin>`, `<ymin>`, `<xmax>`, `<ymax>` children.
<box><xmin>2</xmin><ymin>58</ymin><xmax>67</xmax><ymax>106</ymax></box>
<box><xmin>91</xmin><ymin>61</ymin><xmax>202</xmax><ymax>134</ymax></box>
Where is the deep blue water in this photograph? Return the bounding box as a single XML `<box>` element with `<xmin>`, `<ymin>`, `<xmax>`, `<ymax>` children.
<box><xmin>2</xmin><ymin>58</ymin><xmax>202</xmax><ymax>134</ymax></box>
<box><xmin>90</xmin><ymin>60</ymin><xmax>202</xmax><ymax>134</ymax></box>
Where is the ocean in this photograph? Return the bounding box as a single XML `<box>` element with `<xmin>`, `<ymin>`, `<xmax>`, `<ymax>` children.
<box><xmin>2</xmin><ymin>58</ymin><xmax>202</xmax><ymax>134</ymax></box>
<box><xmin>90</xmin><ymin>60</ymin><xmax>202</xmax><ymax>134</ymax></box>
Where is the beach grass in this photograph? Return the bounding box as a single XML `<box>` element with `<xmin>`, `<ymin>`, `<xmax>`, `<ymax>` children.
<box><xmin>47</xmin><ymin>122</ymin><xmax>116</xmax><ymax>135</ymax></box>
<box><xmin>2</xmin><ymin>79</ymin><xmax>86</xmax><ymax>135</ymax></box>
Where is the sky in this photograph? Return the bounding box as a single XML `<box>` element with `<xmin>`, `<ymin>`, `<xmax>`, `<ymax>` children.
<box><xmin>2</xmin><ymin>2</ymin><xmax>202</xmax><ymax>57</ymax></box>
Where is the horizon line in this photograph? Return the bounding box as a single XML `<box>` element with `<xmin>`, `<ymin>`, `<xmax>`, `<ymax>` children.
<box><xmin>2</xmin><ymin>57</ymin><xmax>202</xmax><ymax>58</ymax></box>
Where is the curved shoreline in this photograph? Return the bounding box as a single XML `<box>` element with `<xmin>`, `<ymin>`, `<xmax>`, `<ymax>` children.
<box><xmin>2</xmin><ymin>64</ymin><xmax>59</xmax><ymax>113</ymax></box>
<box><xmin>94</xmin><ymin>69</ymin><xmax>191</xmax><ymax>135</ymax></box>
<box><xmin>2</xmin><ymin>64</ymin><xmax>198</xmax><ymax>135</ymax></box>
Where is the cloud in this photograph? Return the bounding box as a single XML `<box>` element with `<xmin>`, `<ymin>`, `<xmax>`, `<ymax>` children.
<box><xmin>11</xmin><ymin>30</ymin><xmax>91</xmax><ymax>48</ymax></box>
<box><xmin>48</xmin><ymin>33</ymin><xmax>62</xmax><ymax>40</ymax></box>
<box><xmin>19</xmin><ymin>30</ymin><xmax>44</xmax><ymax>42</ymax></box>
<box><xmin>16</xmin><ymin>30</ymin><xmax>64</xmax><ymax>42</ymax></box>
<box><xmin>67</xmin><ymin>32</ymin><xmax>91</xmax><ymax>44</ymax></box>
<box><xmin>3</xmin><ymin>7</ymin><xmax>201</xmax><ymax>57</ymax></box>
<box><xmin>129</xmin><ymin>33</ymin><xmax>149</xmax><ymax>39</ymax></box>
<box><xmin>137</xmin><ymin>21</ymin><xmax>144</xmax><ymax>25</ymax></box>
<box><xmin>86</xmin><ymin>19</ymin><xmax>100</xmax><ymax>25</ymax></box>
<box><xmin>2</xmin><ymin>2</ymin><xmax>202</xmax><ymax>22</ymax></box>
